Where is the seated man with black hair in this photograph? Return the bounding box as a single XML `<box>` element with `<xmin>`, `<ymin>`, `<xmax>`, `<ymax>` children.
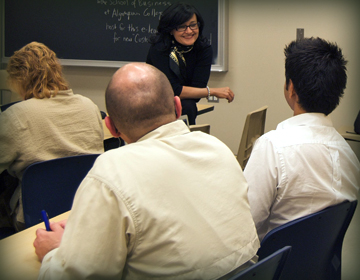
<box><xmin>244</xmin><ymin>37</ymin><xmax>359</xmax><ymax>241</ymax></box>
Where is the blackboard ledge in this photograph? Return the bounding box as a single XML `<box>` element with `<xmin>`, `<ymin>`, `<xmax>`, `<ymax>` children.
<box><xmin>2</xmin><ymin>57</ymin><xmax>228</xmax><ymax>72</ymax></box>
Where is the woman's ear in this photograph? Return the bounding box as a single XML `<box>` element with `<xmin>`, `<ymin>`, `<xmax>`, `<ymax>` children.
<box><xmin>105</xmin><ymin>116</ymin><xmax>121</xmax><ymax>138</ymax></box>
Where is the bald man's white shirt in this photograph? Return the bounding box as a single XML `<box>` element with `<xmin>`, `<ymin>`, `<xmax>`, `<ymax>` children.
<box><xmin>39</xmin><ymin>120</ymin><xmax>259</xmax><ymax>280</ymax></box>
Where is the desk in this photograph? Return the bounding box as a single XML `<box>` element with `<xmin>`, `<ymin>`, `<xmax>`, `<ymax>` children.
<box><xmin>0</xmin><ymin>211</ymin><xmax>70</xmax><ymax>280</ymax></box>
<box><xmin>338</xmin><ymin>126</ymin><xmax>360</xmax><ymax>142</ymax></box>
<box><xmin>197</xmin><ymin>104</ymin><xmax>214</xmax><ymax>116</ymax></box>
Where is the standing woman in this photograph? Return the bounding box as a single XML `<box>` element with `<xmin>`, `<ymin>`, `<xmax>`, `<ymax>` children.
<box><xmin>146</xmin><ymin>3</ymin><xmax>234</xmax><ymax>125</ymax></box>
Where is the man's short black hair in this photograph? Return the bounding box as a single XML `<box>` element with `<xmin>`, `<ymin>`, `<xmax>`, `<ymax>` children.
<box><xmin>284</xmin><ymin>37</ymin><xmax>347</xmax><ymax>115</ymax></box>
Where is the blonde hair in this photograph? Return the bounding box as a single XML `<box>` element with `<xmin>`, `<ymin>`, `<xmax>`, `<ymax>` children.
<box><xmin>6</xmin><ymin>42</ymin><xmax>69</xmax><ymax>100</ymax></box>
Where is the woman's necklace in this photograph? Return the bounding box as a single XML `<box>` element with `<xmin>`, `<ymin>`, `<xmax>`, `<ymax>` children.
<box><xmin>172</xmin><ymin>40</ymin><xmax>194</xmax><ymax>54</ymax></box>
<box><xmin>179</xmin><ymin>46</ymin><xmax>193</xmax><ymax>54</ymax></box>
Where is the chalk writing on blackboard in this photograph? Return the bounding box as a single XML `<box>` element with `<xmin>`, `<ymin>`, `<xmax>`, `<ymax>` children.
<box><xmin>99</xmin><ymin>1</ymin><xmax>172</xmax><ymax>45</ymax></box>
<box><xmin>3</xmin><ymin>0</ymin><xmax>226</xmax><ymax>70</ymax></box>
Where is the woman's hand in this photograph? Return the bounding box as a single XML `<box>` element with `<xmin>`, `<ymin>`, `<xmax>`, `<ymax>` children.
<box><xmin>211</xmin><ymin>87</ymin><xmax>235</xmax><ymax>103</ymax></box>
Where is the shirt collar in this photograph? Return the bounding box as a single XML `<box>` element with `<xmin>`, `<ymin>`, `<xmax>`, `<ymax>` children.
<box><xmin>277</xmin><ymin>113</ymin><xmax>333</xmax><ymax>130</ymax></box>
<box><xmin>50</xmin><ymin>89</ymin><xmax>73</xmax><ymax>97</ymax></box>
<box><xmin>137</xmin><ymin>120</ymin><xmax>190</xmax><ymax>142</ymax></box>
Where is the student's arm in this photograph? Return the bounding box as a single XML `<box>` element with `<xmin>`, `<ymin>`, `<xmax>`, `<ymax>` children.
<box><xmin>36</xmin><ymin>176</ymin><xmax>135</xmax><ymax>279</ymax></box>
<box><xmin>243</xmin><ymin>136</ymin><xmax>278</xmax><ymax>238</ymax></box>
<box><xmin>0</xmin><ymin>111</ymin><xmax>20</xmax><ymax>174</ymax></box>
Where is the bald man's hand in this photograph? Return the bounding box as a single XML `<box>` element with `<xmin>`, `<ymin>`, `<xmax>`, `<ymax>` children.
<box><xmin>33</xmin><ymin>220</ymin><xmax>67</xmax><ymax>261</ymax></box>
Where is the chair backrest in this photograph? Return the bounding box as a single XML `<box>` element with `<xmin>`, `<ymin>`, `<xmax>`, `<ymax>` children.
<box><xmin>354</xmin><ymin>109</ymin><xmax>360</xmax><ymax>134</ymax></box>
<box><xmin>178</xmin><ymin>114</ymin><xmax>210</xmax><ymax>134</ymax></box>
<box><xmin>227</xmin><ymin>246</ymin><xmax>291</xmax><ymax>280</ymax></box>
<box><xmin>179</xmin><ymin>114</ymin><xmax>189</xmax><ymax>126</ymax></box>
<box><xmin>189</xmin><ymin>124</ymin><xmax>211</xmax><ymax>134</ymax></box>
<box><xmin>0</xmin><ymin>101</ymin><xmax>21</xmax><ymax>112</ymax></box>
<box><xmin>257</xmin><ymin>200</ymin><xmax>358</xmax><ymax>280</ymax></box>
<box><xmin>236</xmin><ymin>106</ymin><xmax>268</xmax><ymax>169</ymax></box>
<box><xmin>22</xmin><ymin>154</ymin><xmax>100</xmax><ymax>228</ymax></box>
<box><xmin>0</xmin><ymin>70</ymin><xmax>10</xmax><ymax>91</ymax></box>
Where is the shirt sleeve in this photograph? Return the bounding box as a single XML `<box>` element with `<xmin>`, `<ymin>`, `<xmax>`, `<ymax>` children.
<box><xmin>243</xmin><ymin>136</ymin><xmax>279</xmax><ymax>240</ymax></box>
<box><xmin>0</xmin><ymin>110</ymin><xmax>20</xmax><ymax>175</ymax></box>
<box><xmin>38</xmin><ymin>175</ymin><xmax>136</xmax><ymax>279</ymax></box>
<box><xmin>188</xmin><ymin>44</ymin><xmax>212</xmax><ymax>88</ymax></box>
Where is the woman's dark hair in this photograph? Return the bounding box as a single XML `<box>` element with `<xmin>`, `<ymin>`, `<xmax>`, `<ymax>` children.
<box><xmin>148</xmin><ymin>2</ymin><xmax>208</xmax><ymax>50</ymax></box>
<box><xmin>284</xmin><ymin>37</ymin><xmax>347</xmax><ymax>115</ymax></box>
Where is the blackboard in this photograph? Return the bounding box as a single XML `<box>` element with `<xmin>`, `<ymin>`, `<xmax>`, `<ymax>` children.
<box><xmin>2</xmin><ymin>0</ymin><xmax>228</xmax><ymax>71</ymax></box>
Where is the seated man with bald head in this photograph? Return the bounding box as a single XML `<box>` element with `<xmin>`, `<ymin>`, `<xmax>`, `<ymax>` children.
<box><xmin>34</xmin><ymin>63</ymin><xmax>259</xmax><ymax>280</ymax></box>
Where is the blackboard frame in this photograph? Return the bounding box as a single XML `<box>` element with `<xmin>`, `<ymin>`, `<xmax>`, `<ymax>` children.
<box><xmin>1</xmin><ymin>0</ymin><xmax>228</xmax><ymax>72</ymax></box>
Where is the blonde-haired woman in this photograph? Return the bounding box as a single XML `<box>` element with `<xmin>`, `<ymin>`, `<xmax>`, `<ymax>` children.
<box><xmin>0</xmin><ymin>42</ymin><xmax>104</xmax><ymax>231</ymax></box>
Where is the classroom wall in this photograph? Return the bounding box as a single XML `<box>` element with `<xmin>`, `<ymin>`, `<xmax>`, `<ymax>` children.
<box><xmin>197</xmin><ymin>0</ymin><xmax>360</xmax><ymax>154</ymax></box>
<box><xmin>56</xmin><ymin>0</ymin><xmax>360</xmax><ymax>156</ymax></box>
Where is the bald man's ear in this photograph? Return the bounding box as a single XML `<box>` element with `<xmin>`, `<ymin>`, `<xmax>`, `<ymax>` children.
<box><xmin>174</xmin><ymin>96</ymin><xmax>182</xmax><ymax>119</ymax></box>
<box><xmin>105</xmin><ymin>116</ymin><xmax>121</xmax><ymax>138</ymax></box>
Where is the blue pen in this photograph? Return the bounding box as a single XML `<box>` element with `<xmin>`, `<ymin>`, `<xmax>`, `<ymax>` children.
<box><xmin>41</xmin><ymin>210</ymin><xmax>51</xmax><ymax>231</ymax></box>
